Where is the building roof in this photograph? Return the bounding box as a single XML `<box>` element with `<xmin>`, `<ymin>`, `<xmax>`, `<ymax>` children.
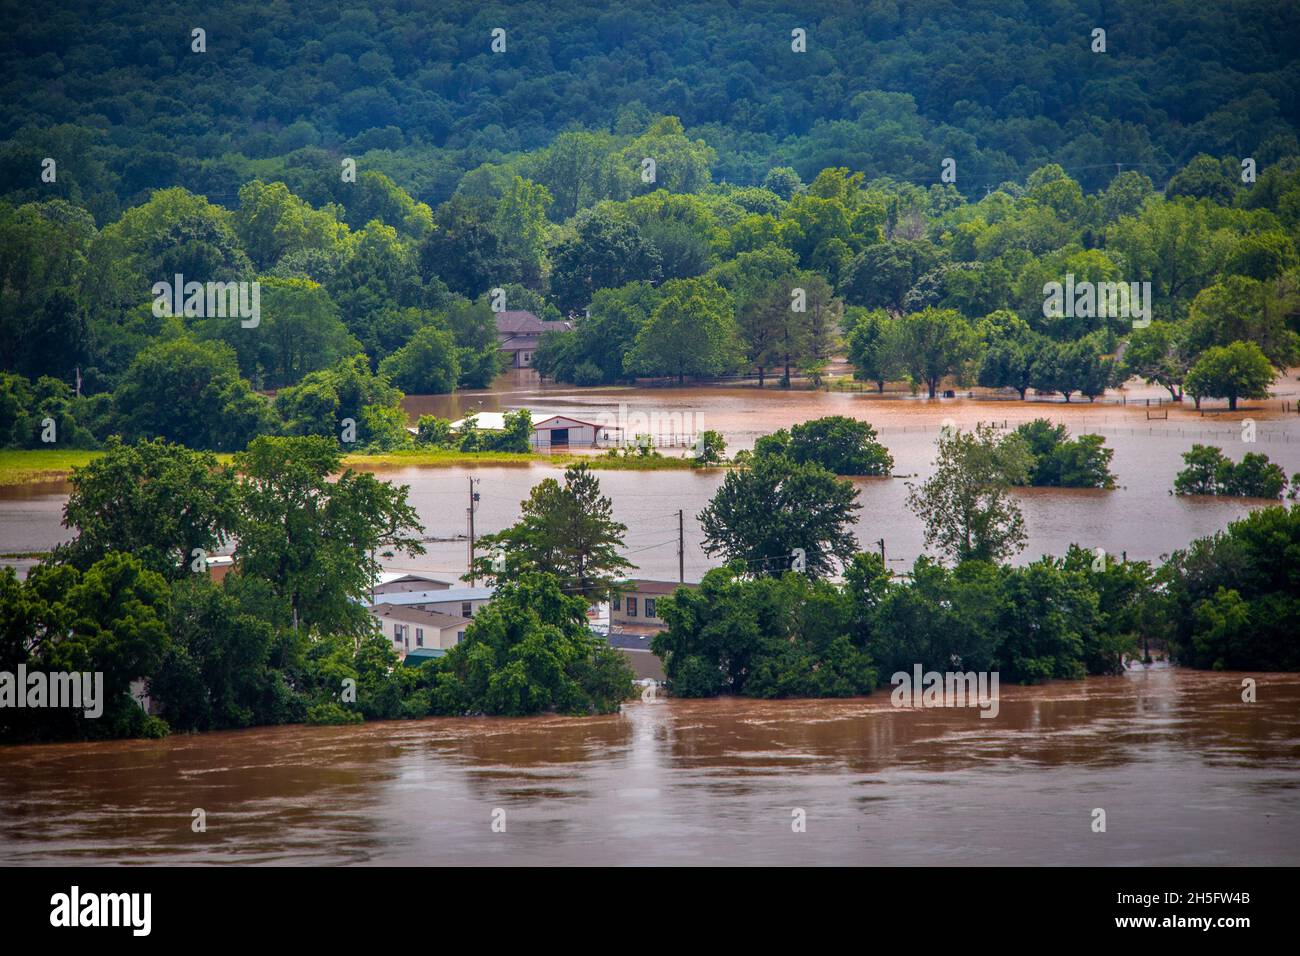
<box><xmin>449</xmin><ymin>412</ymin><xmax>514</xmax><ymax>431</ymax></box>
<box><xmin>402</xmin><ymin>647</ymin><xmax>448</xmax><ymax>667</ymax></box>
<box><xmin>494</xmin><ymin>311</ymin><xmax>572</xmax><ymax>336</ymax></box>
<box><xmin>606</xmin><ymin>626</ymin><xmax>663</xmax><ymax>648</ymax></box>
<box><xmin>533</xmin><ymin>414</ymin><xmax>621</xmax><ymax>432</ymax></box>
<box><xmin>367</xmin><ymin>603</ymin><xmax>472</xmax><ymax>629</ymax></box>
<box><xmin>499</xmin><ymin>335</ymin><xmax>559</xmax><ymax>352</ymax></box>
<box><xmin>373</xmin><ymin>573</ymin><xmax>455</xmax><ymax>593</ymax></box>
<box><xmin>618</xmin><ymin>579</ymin><xmax>698</xmax><ymax>595</ymax></box>
<box><xmin>371</xmin><ymin>587</ymin><xmax>496</xmax><ymax>606</ymax></box>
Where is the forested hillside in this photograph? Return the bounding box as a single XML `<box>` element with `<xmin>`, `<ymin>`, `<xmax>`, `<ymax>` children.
<box><xmin>1</xmin><ymin>0</ymin><xmax>1299</xmax><ymax>453</ymax></box>
<box><xmin>3</xmin><ymin>0</ymin><xmax>1298</xmax><ymax>219</ymax></box>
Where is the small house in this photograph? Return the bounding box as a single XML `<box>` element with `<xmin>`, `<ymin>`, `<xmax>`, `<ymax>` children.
<box><xmin>531</xmin><ymin>414</ymin><xmax>621</xmax><ymax>448</ymax></box>
<box><xmin>494</xmin><ymin>310</ymin><xmax>573</xmax><ymax>368</ymax></box>
<box><xmin>610</xmin><ymin>579</ymin><xmax>697</xmax><ymax>630</ymax></box>
<box><xmin>368</xmin><ymin>603</ymin><xmax>472</xmax><ymax>660</ymax></box>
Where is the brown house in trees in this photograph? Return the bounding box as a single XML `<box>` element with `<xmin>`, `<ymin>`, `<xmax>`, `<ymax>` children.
<box><xmin>494</xmin><ymin>310</ymin><xmax>573</xmax><ymax>368</ymax></box>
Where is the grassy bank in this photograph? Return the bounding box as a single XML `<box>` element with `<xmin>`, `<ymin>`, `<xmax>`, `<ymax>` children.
<box><xmin>0</xmin><ymin>450</ymin><xmax>102</xmax><ymax>486</ymax></box>
<box><xmin>342</xmin><ymin>449</ymin><xmax>711</xmax><ymax>471</ymax></box>
<box><xmin>0</xmin><ymin>450</ymin><xmax>244</xmax><ymax>486</ymax></box>
<box><xmin>574</xmin><ymin>453</ymin><xmax>714</xmax><ymax>471</ymax></box>
<box><xmin>0</xmin><ymin>446</ymin><xmax>715</xmax><ymax>486</ymax></box>
<box><xmin>342</xmin><ymin>448</ymin><xmax>544</xmax><ymax>468</ymax></box>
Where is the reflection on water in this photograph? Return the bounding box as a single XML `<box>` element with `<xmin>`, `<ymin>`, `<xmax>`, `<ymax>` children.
<box><xmin>1</xmin><ymin>668</ymin><xmax>1297</xmax><ymax>865</ymax></box>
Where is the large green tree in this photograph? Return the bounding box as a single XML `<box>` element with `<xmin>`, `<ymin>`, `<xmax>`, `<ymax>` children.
<box><xmin>113</xmin><ymin>338</ymin><xmax>276</xmax><ymax>451</ymax></box>
<box><xmin>846</xmin><ymin>309</ymin><xmax>901</xmax><ymax>392</ymax></box>
<box><xmin>428</xmin><ymin>572</ymin><xmax>633</xmax><ymax>716</ymax></box>
<box><xmin>377</xmin><ymin>321</ymin><xmax>459</xmax><ymax>395</ymax></box>
<box><xmin>550</xmin><ymin>207</ymin><xmax>663</xmax><ymax>314</ymax></box>
<box><xmin>1162</xmin><ymin>505</ymin><xmax>1300</xmax><ymax>671</ymax></box>
<box><xmin>1184</xmin><ymin>340</ymin><xmax>1274</xmax><ymax>410</ymax></box>
<box><xmin>1123</xmin><ymin>321</ymin><xmax>1192</xmax><ymax>401</ymax></box>
<box><xmin>1</xmin><ymin>553</ymin><xmax>171</xmax><ymax>741</ymax></box>
<box><xmin>698</xmin><ymin>454</ymin><xmax>860</xmax><ymax>579</ymax></box>
<box><xmin>55</xmin><ymin>438</ymin><xmax>241</xmax><ymax>580</ymax></box>
<box><xmin>234</xmin><ymin>436</ymin><xmax>425</xmax><ymax>633</ymax></box>
<box><xmin>894</xmin><ymin>308</ymin><xmax>980</xmax><ymax>399</ymax></box>
<box><xmin>652</xmin><ymin>568</ymin><xmax>875</xmax><ymax>698</ymax></box>
<box><xmin>198</xmin><ymin>276</ymin><xmax>361</xmax><ymax>389</ymax></box>
<box><xmin>906</xmin><ymin>424</ymin><xmax>1032</xmax><ymax>563</ymax></box>
<box><xmin>625</xmin><ymin>277</ymin><xmax>741</xmax><ymax>383</ymax></box>
<box><xmin>468</xmin><ymin>463</ymin><xmax>631</xmax><ymax>601</ymax></box>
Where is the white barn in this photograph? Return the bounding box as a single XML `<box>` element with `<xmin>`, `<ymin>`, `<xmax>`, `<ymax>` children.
<box><xmin>442</xmin><ymin>411</ymin><xmax>620</xmax><ymax>449</ymax></box>
<box><xmin>531</xmin><ymin>414</ymin><xmax>620</xmax><ymax>448</ymax></box>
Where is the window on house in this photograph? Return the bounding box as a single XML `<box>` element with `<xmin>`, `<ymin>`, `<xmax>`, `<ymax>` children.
<box><xmin>461</xmin><ymin>602</ymin><xmax>472</xmax><ymax>618</ymax></box>
<box><xmin>456</xmin><ymin>631</ymin><xmax>465</xmax><ymax>642</ymax></box>
<box><xmin>627</xmin><ymin>597</ymin><xmax>638</xmax><ymax>616</ymax></box>
<box><xmin>612</xmin><ymin>595</ymin><xmax>621</xmax><ymax>610</ymax></box>
<box><xmin>415</xmin><ymin>627</ymin><xmax>424</xmax><ymax>648</ymax></box>
<box><xmin>645</xmin><ymin>599</ymin><xmax>657</xmax><ymax>618</ymax></box>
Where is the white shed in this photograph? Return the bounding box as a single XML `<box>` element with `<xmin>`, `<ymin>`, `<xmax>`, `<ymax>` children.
<box><xmin>532</xmin><ymin>414</ymin><xmax>621</xmax><ymax>448</ymax></box>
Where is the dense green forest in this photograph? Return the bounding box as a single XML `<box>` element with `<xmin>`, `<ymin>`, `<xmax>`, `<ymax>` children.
<box><xmin>4</xmin><ymin>0</ymin><xmax>1299</xmax><ymax>218</ymax></box>
<box><xmin>3</xmin><ymin>0</ymin><xmax>1300</xmax><ymax>454</ymax></box>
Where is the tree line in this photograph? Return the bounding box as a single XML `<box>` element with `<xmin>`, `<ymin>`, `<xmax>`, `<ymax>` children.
<box><xmin>5</xmin><ymin>0</ymin><xmax>1297</xmax><ymax>221</ymax></box>
<box><xmin>5</xmin><ymin>426</ymin><xmax>1296</xmax><ymax>743</ymax></box>
<box><xmin>0</xmin><ymin>440</ymin><xmax>632</xmax><ymax>743</ymax></box>
<box><xmin>4</xmin><ymin>143</ymin><xmax>1299</xmax><ymax>456</ymax></box>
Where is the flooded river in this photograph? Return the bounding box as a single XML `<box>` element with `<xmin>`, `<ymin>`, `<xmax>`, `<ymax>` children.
<box><xmin>3</xmin><ymin>373</ymin><xmax>1298</xmax><ymax>581</ymax></box>
<box><xmin>1</xmin><ymin>667</ymin><xmax>1297</xmax><ymax>865</ymax></box>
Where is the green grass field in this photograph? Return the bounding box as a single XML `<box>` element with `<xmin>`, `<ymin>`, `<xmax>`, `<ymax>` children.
<box><xmin>0</xmin><ymin>446</ymin><xmax>716</xmax><ymax>487</ymax></box>
<box><xmin>341</xmin><ymin>449</ymin><xmax>708</xmax><ymax>471</ymax></box>
<box><xmin>341</xmin><ymin>448</ymin><xmax>544</xmax><ymax>468</ymax></box>
<box><xmin>578</xmin><ymin>453</ymin><xmax>714</xmax><ymax>471</ymax></box>
<box><xmin>0</xmin><ymin>449</ymin><xmax>103</xmax><ymax>486</ymax></box>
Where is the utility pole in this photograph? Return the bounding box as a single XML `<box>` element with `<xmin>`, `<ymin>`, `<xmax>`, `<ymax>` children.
<box><xmin>468</xmin><ymin>478</ymin><xmax>480</xmax><ymax>586</ymax></box>
<box><xmin>677</xmin><ymin>509</ymin><xmax>684</xmax><ymax>583</ymax></box>
<box><xmin>877</xmin><ymin>538</ymin><xmax>886</xmax><ymax>567</ymax></box>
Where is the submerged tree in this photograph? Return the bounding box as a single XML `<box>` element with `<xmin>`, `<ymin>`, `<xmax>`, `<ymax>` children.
<box><xmin>234</xmin><ymin>435</ymin><xmax>425</xmax><ymax>634</ymax></box>
<box><xmin>428</xmin><ymin>572</ymin><xmax>634</xmax><ymax>716</ymax></box>
<box><xmin>907</xmin><ymin>423</ymin><xmax>1032</xmax><ymax>563</ymax></box>
<box><xmin>753</xmin><ymin>415</ymin><xmax>894</xmax><ymax>476</ymax></box>
<box><xmin>1174</xmin><ymin>444</ymin><xmax>1287</xmax><ymax>498</ymax></box>
<box><xmin>698</xmin><ymin>454</ymin><xmax>860</xmax><ymax>578</ymax></box>
<box><xmin>468</xmin><ymin>463</ymin><xmax>631</xmax><ymax>601</ymax></box>
<box><xmin>1010</xmin><ymin>418</ymin><xmax>1115</xmax><ymax>488</ymax></box>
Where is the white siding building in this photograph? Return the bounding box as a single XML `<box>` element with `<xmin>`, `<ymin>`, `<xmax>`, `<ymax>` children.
<box><xmin>368</xmin><ymin>586</ymin><xmax>494</xmax><ymax>619</ymax></box>
<box><xmin>368</xmin><ymin>603</ymin><xmax>471</xmax><ymax>659</ymax></box>
<box><xmin>531</xmin><ymin>414</ymin><xmax>620</xmax><ymax>448</ymax></box>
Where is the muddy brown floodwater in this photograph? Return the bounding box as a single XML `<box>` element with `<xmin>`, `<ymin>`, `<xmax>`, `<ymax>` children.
<box><xmin>3</xmin><ymin>374</ymin><xmax>1299</xmax><ymax>580</ymax></box>
<box><xmin>1</xmin><ymin>667</ymin><xmax>1297</xmax><ymax>865</ymax></box>
<box><xmin>392</xmin><ymin>372</ymin><xmax>1300</xmax><ymax>580</ymax></box>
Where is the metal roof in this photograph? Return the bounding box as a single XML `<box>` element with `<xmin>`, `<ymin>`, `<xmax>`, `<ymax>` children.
<box><xmin>369</xmin><ymin>587</ymin><xmax>496</xmax><ymax>606</ymax></box>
